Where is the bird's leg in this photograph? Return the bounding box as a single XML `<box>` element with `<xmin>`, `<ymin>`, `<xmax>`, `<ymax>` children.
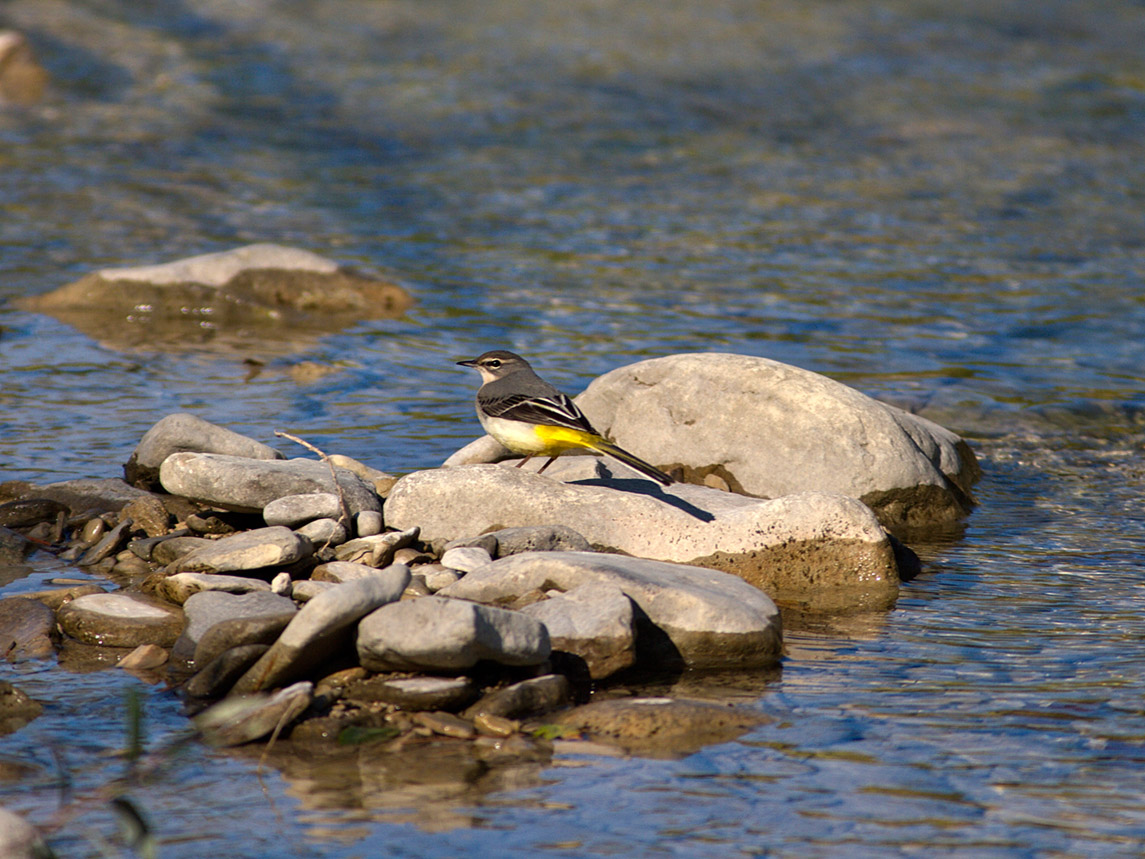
<box><xmin>515</xmin><ymin>455</ymin><xmax>534</xmax><ymax>469</ymax></box>
<box><xmin>536</xmin><ymin>456</ymin><xmax>559</xmax><ymax>474</ymax></box>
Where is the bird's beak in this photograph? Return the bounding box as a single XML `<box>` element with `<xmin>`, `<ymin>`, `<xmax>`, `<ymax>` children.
<box><xmin>456</xmin><ymin>358</ymin><xmax>477</xmax><ymax>368</ymax></box>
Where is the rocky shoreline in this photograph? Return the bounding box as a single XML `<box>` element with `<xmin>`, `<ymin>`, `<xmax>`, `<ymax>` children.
<box><xmin>0</xmin><ymin>346</ymin><xmax>978</xmax><ymax>761</ymax></box>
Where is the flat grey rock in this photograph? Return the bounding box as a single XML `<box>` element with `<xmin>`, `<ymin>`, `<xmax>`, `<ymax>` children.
<box><xmin>167</xmin><ymin>526</ymin><xmax>311</xmax><ymax>574</ymax></box>
<box><xmin>0</xmin><ymin>597</ymin><xmax>56</xmax><ymax>660</ymax></box>
<box><xmin>441</xmin><ymin>551</ymin><xmax>781</xmax><ymax>670</ymax></box>
<box><xmin>57</xmin><ymin>593</ymin><xmax>185</xmax><ymax>649</ymax></box>
<box><xmin>232</xmin><ymin>565</ymin><xmax>410</xmax><ymax>694</ymax></box>
<box><xmin>125</xmin><ymin>413</ymin><xmax>283</xmax><ymax>488</ymax></box>
<box><xmin>159</xmin><ymin>452</ymin><xmax>381</xmax><ymax>516</ymax></box>
<box><xmin>356</xmin><ymin>595</ymin><xmax>550</xmax><ymax>673</ymax></box>
<box><xmin>440</xmin><ymin>546</ymin><xmax>492</xmax><ymax>573</ymax></box>
<box><xmin>488</xmin><ymin>525</ymin><xmax>592</xmax><ymax>557</ymax></box>
<box><xmin>462</xmin><ymin>674</ymin><xmax>570</xmax><ymax>721</ymax></box>
<box><xmin>333</xmin><ymin>527</ymin><xmax>418</xmax><ymax>567</ymax></box>
<box><xmin>296</xmin><ymin>518</ymin><xmax>347</xmax><ymax>545</ymax></box>
<box><xmin>344</xmin><ymin>675</ymin><xmax>478</xmax><ymax>712</ymax></box>
<box><xmin>386</xmin><ymin>465</ymin><xmax>899</xmax><ymax>610</ymax></box>
<box><xmin>263</xmin><ymin>492</ymin><xmax>342</xmax><ymax>527</ymax></box>
<box><xmin>184</xmin><ymin>644</ymin><xmax>270</xmax><ymax>699</ymax></box>
<box><xmin>520</xmin><ymin>583</ymin><xmax>635</xmax><ymax>679</ymax></box>
<box><xmin>311</xmin><ymin>561</ymin><xmax>378</xmax><ymax>583</ymax></box>
<box><xmin>193</xmin><ymin>614</ymin><xmax>296</xmax><ymax>668</ymax></box>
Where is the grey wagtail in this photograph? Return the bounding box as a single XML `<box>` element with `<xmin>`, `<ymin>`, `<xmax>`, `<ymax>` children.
<box><xmin>457</xmin><ymin>350</ymin><xmax>676</xmax><ymax>487</ymax></box>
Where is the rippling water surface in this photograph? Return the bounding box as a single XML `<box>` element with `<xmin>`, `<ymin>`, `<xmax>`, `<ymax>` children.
<box><xmin>2</xmin><ymin>1</ymin><xmax>1144</xmax><ymax>855</ymax></box>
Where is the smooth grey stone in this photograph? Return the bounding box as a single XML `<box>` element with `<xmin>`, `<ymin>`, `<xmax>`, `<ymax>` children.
<box><xmin>129</xmin><ymin>529</ymin><xmax>193</xmax><ymax>561</ymax></box>
<box><xmin>439</xmin><ymin>546</ymin><xmax>492</xmax><ymax>573</ymax></box>
<box><xmin>193</xmin><ymin>614</ymin><xmax>294</xmax><ymax>668</ymax></box>
<box><xmin>263</xmin><ymin>492</ymin><xmax>341</xmax><ymax>527</ymax></box>
<box><xmin>356</xmin><ymin>596</ymin><xmax>550</xmax><ymax>673</ymax></box>
<box><xmin>291</xmin><ymin>580</ymin><xmax>337</xmax><ymax>601</ymax></box>
<box><xmin>296</xmin><ymin>518</ymin><xmax>347</xmax><ymax>545</ymax></box>
<box><xmin>159</xmin><ymin>453</ymin><xmax>381</xmax><ymax>516</ymax></box>
<box><xmin>231</xmin><ymin>565</ymin><xmax>410</xmax><ymax>694</ymax></box>
<box><xmin>386</xmin><ymin>466</ymin><xmax>898</xmax><ymax>611</ymax></box>
<box><xmin>77</xmin><ymin>518</ymin><xmax>133</xmax><ymax>566</ymax></box>
<box><xmin>443</xmin><ymin>533</ymin><xmax>499</xmax><ymax>556</ymax></box>
<box><xmin>160</xmin><ymin>573</ymin><xmax>272</xmax><ymax>605</ymax></box>
<box><xmin>125</xmin><ymin>413</ymin><xmax>284</xmax><ymax>489</ymax></box>
<box><xmin>57</xmin><ymin>593</ymin><xmax>185</xmax><ymax>649</ymax></box>
<box><xmin>574</xmin><ymin>353</ymin><xmax>978</xmax><ymax>529</ymax></box>
<box><xmin>194</xmin><ymin>680</ymin><xmax>313</xmax><ymax>746</ymax></box>
<box><xmin>520</xmin><ymin>583</ymin><xmax>635</xmax><ymax>679</ymax></box>
<box><xmin>422</xmin><ymin>566</ymin><xmax>461</xmax><ymax>593</ymax></box>
<box><xmin>462</xmin><ymin>674</ymin><xmax>570</xmax><ymax>721</ymax></box>
<box><xmin>173</xmin><ymin>590</ymin><xmax>297</xmax><ymax>667</ymax></box>
<box><xmin>0</xmin><ymin>597</ymin><xmax>56</xmax><ymax>660</ymax></box>
<box><xmin>167</xmin><ymin>526</ymin><xmax>311</xmax><ymax>574</ymax></box>
<box><xmin>13</xmin><ymin>478</ymin><xmax>153</xmax><ymax>515</ymax></box>
<box><xmin>184</xmin><ymin>644</ymin><xmax>271</xmax><ymax>699</ymax></box>
<box><xmin>354</xmin><ymin>509</ymin><xmax>383</xmax><ymax>537</ymax></box>
<box><xmin>441</xmin><ymin>551</ymin><xmax>781</xmax><ymax>670</ymax></box>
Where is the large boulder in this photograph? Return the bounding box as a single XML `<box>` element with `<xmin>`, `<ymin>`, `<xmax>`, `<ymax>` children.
<box><xmin>385</xmin><ymin>465</ymin><xmax>899</xmax><ymax>610</ymax></box>
<box><xmin>450</xmin><ymin>352</ymin><xmax>978</xmax><ymax>530</ymax></box>
<box><xmin>440</xmin><ymin>550</ymin><xmax>782</xmax><ymax>669</ymax></box>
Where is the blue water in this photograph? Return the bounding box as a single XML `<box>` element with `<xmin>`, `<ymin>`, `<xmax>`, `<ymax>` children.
<box><xmin>2</xmin><ymin>1</ymin><xmax>1144</xmax><ymax>855</ymax></box>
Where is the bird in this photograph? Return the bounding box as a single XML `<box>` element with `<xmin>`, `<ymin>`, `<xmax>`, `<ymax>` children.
<box><xmin>456</xmin><ymin>350</ymin><xmax>676</xmax><ymax>487</ymax></box>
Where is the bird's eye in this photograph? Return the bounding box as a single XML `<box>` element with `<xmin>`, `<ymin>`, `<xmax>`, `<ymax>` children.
<box><xmin>487</xmin><ymin>359</ymin><xmax>501</xmax><ymax>368</ymax></box>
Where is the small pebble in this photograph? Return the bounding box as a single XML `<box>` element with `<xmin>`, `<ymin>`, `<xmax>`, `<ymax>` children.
<box><xmin>296</xmin><ymin>518</ymin><xmax>348</xmax><ymax>545</ymax></box>
<box><xmin>422</xmin><ymin>566</ymin><xmax>461</xmax><ymax>593</ymax></box>
<box><xmin>271</xmin><ymin>572</ymin><xmax>292</xmax><ymax>595</ymax></box>
<box><xmin>393</xmin><ymin>547</ymin><xmax>434</xmax><ymax>566</ymax></box>
<box><xmin>440</xmin><ymin>546</ymin><xmax>492</xmax><ymax>573</ymax></box>
<box><xmin>80</xmin><ymin>517</ymin><xmax>105</xmax><ymax>544</ymax></box>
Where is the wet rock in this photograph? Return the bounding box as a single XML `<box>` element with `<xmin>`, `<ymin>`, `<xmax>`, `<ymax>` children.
<box><xmin>441</xmin><ymin>551</ymin><xmax>781</xmax><ymax>670</ymax></box>
<box><xmin>463</xmin><ymin>675</ymin><xmax>571</xmax><ymax>721</ymax></box>
<box><xmin>0</xmin><ymin>478</ymin><xmax>153</xmax><ymax>515</ymax></box>
<box><xmin>311</xmin><ymin>561</ymin><xmax>378</xmax><ymax>583</ymax></box>
<box><xmin>184</xmin><ymin>644</ymin><xmax>270</xmax><ymax>699</ymax></box>
<box><xmin>553</xmin><ymin>697</ymin><xmax>768</xmax><ymax>756</ymax></box>
<box><xmin>167</xmin><ymin>526</ymin><xmax>311</xmax><ymax>574</ymax></box>
<box><xmin>263</xmin><ymin>492</ymin><xmax>342</xmax><ymax>527</ymax></box>
<box><xmin>440</xmin><ymin>546</ymin><xmax>492</xmax><ymax>573</ymax></box>
<box><xmin>194</xmin><ymin>680</ymin><xmax>313</xmax><ymax>747</ymax></box>
<box><xmin>119</xmin><ymin>494</ymin><xmax>172</xmax><ymax>537</ymax></box>
<box><xmin>160</xmin><ymin>572</ymin><xmax>273</xmax><ymax>605</ymax></box>
<box><xmin>15</xmin><ymin>583</ymin><xmax>105</xmax><ymax>611</ymax></box>
<box><xmin>0</xmin><ymin>528</ymin><xmax>31</xmax><ymax>565</ymax></box>
<box><xmin>124</xmin><ymin>413</ymin><xmax>284</xmax><ymax>489</ymax></box>
<box><xmin>16</xmin><ymin>244</ymin><xmax>414</xmax><ymax>353</ymax></box>
<box><xmin>387</xmin><ymin>466</ymin><xmax>899</xmax><ymax>611</ymax></box>
<box><xmin>0</xmin><ymin>30</ymin><xmax>48</xmax><ymax>105</ymax></box>
<box><xmin>0</xmin><ymin>598</ymin><xmax>55</xmax><ymax>660</ymax></box>
<box><xmin>77</xmin><ymin>518</ymin><xmax>134</xmax><ymax>566</ymax></box>
<box><xmin>160</xmin><ymin>452</ymin><xmax>381</xmax><ymax>517</ymax></box>
<box><xmin>520</xmin><ymin>583</ymin><xmax>635</xmax><ymax>679</ymax></box>
<box><xmin>173</xmin><ymin>590</ymin><xmax>296</xmax><ymax>667</ymax></box>
<box><xmin>411</xmin><ymin>711</ymin><xmax>476</xmax><ymax>739</ymax></box>
<box><xmin>116</xmin><ymin>643</ymin><xmax>169</xmax><ymax>671</ymax></box>
<box><xmin>357</xmin><ymin>596</ymin><xmax>550</xmax><ymax>673</ymax></box>
<box><xmin>345</xmin><ymin>675</ymin><xmax>478</xmax><ymax>712</ymax></box>
<box><xmin>333</xmin><ymin>528</ymin><xmax>418</xmax><ymax>567</ymax></box>
<box><xmin>574</xmin><ymin>353</ymin><xmax>978</xmax><ymax>529</ymax></box>
<box><xmin>296</xmin><ymin>518</ymin><xmax>347</xmax><ymax>545</ymax></box>
<box><xmin>0</xmin><ymin>498</ymin><xmax>69</xmax><ymax>530</ymax></box>
<box><xmin>231</xmin><ymin>565</ymin><xmax>411</xmax><ymax>694</ymax></box>
<box><xmin>57</xmin><ymin>593</ymin><xmax>184</xmax><ymax>648</ymax></box>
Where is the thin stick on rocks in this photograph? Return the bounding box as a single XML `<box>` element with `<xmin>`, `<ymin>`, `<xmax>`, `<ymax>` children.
<box><xmin>274</xmin><ymin>431</ymin><xmax>353</xmax><ymax>533</ymax></box>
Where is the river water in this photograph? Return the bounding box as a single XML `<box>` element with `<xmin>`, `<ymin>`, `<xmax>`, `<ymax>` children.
<box><xmin>2</xmin><ymin>1</ymin><xmax>1144</xmax><ymax>855</ymax></box>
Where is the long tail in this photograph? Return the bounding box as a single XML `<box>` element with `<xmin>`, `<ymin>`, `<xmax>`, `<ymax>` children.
<box><xmin>590</xmin><ymin>440</ymin><xmax>675</xmax><ymax>487</ymax></box>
